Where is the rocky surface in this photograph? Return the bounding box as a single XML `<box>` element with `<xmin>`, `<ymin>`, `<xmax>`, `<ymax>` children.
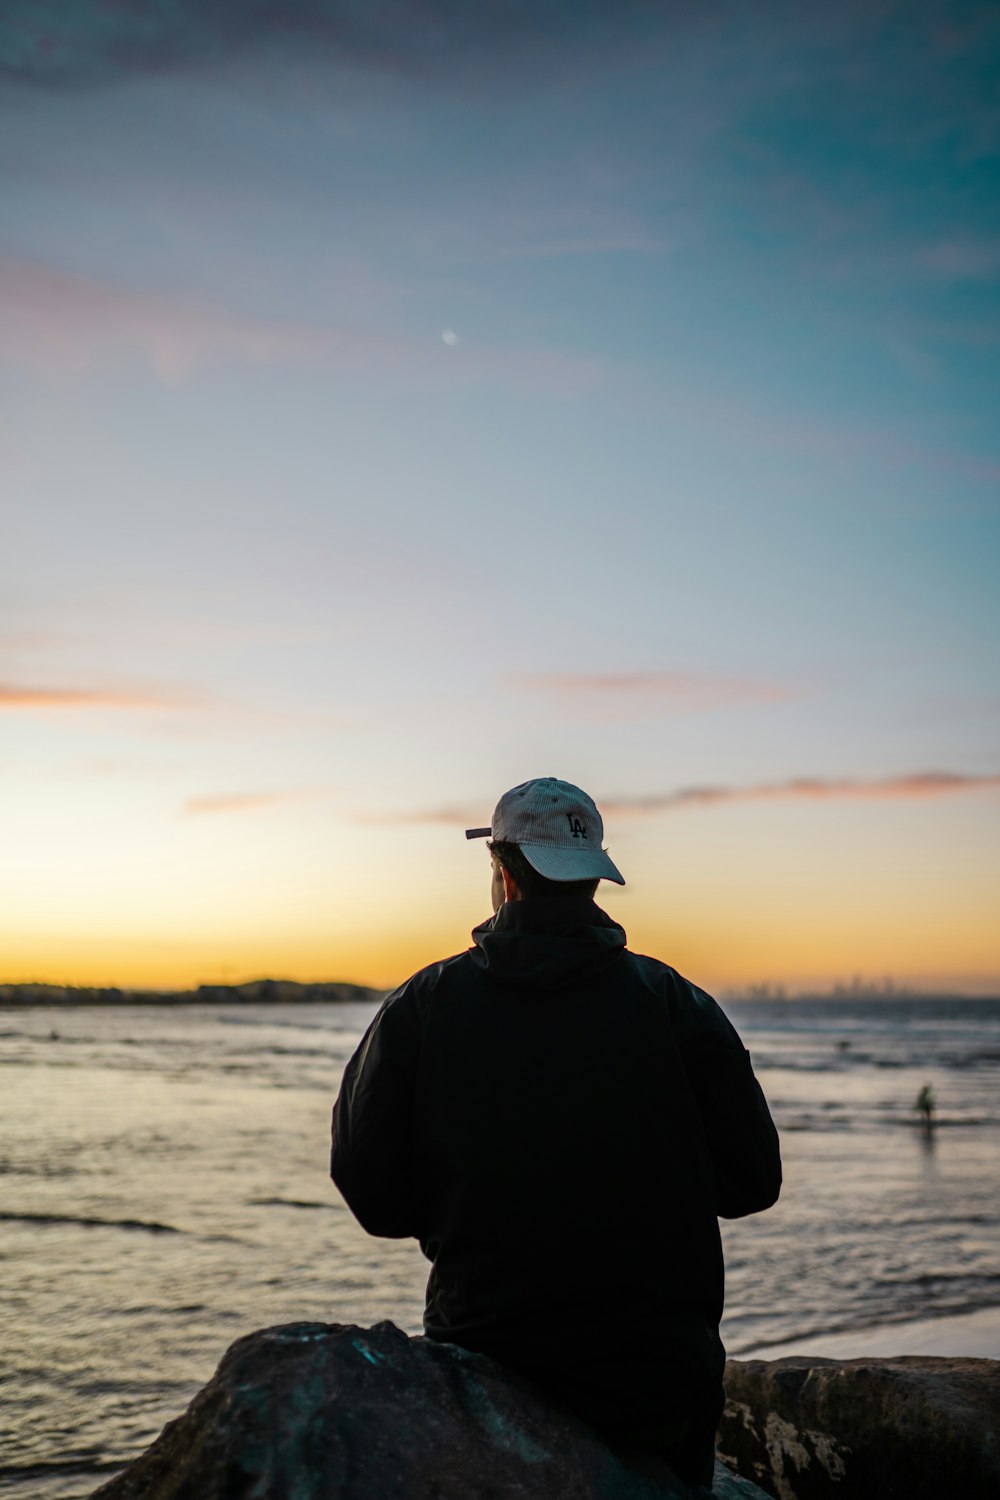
<box><xmin>90</xmin><ymin>1320</ymin><xmax>766</xmax><ymax>1500</ymax></box>
<box><xmin>718</xmin><ymin>1354</ymin><xmax>1000</xmax><ymax>1500</ymax></box>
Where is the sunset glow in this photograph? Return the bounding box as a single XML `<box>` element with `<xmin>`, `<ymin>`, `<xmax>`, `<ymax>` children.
<box><xmin>1</xmin><ymin>2</ymin><xmax>998</xmax><ymax>995</ymax></box>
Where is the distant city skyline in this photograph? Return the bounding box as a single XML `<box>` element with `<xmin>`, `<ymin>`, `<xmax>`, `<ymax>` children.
<box><xmin>2</xmin><ymin>1</ymin><xmax>998</xmax><ymax>993</ymax></box>
<box><xmin>3</xmin><ymin>975</ymin><xmax>994</xmax><ymax>1002</ymax></box>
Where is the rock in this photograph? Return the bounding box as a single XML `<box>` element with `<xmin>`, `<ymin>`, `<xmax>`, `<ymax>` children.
<box><xmin>718</xmin><ymin>1355</ymin><xmax>1000</xmax><ymax>1500</ymax></box>
<box><xmin>90</xmin><ymin>1320</ymin><xmax>768</xmax><ymax>1500</ymax></box>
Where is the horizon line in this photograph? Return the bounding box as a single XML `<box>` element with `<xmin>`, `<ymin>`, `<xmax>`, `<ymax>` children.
<box><xmin>2</xmin><ymin>977</ymin><xmax>998</xmax><ymax>1004</ymax></box>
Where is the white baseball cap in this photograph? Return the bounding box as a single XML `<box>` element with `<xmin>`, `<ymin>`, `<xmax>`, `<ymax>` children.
<box><xmin>465</xmin><ymin>776</ymin><xmax>625</xmax><ymax>885</ymax></box>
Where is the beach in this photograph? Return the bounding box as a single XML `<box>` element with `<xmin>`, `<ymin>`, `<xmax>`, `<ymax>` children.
<box><xmin>747</xmin><ymin>1303</ymin><xmax>1000</xmax><ymax>1361</ymax></box>
<box><xmin>1</xmin><ymin>995</ymin><xmax>997</xmax><ymax>1498</ymax></box>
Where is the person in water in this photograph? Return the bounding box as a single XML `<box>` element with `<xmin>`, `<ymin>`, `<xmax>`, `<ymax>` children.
<box><xmin>331</xmin><ymin>776</ymin><xmax>782</xmax><ymax>1488</ymax></box>
<box><xmin>916</xmin><ymin>1082</ymin><xmax>936</xmax><ymax>1131</ymax></box>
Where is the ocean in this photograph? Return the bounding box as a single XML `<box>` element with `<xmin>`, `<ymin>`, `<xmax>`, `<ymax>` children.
<box><xmin>1</xmin><ymin>995</ymin><xmax>998</xmax><ymax>1497</ymax></box>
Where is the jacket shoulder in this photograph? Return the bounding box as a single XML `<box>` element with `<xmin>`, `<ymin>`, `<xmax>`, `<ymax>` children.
<box><xmin>624</xmin><ymin>952</ymin><xmax>743</xmax><ymax>1049</ymax></box>
<box><xmin>382</xmin><ymin>949</ymin><xmax>477</xmax><ymax>1013</ymax></box>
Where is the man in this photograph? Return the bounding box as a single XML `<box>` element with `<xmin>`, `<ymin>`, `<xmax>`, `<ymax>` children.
<box><xmin>331</xmin><ymin>777</ymin><xmax>781</xmax><ymax>1487</ymax></box>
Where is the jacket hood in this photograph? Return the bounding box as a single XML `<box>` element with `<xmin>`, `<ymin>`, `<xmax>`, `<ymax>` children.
<box><xmin>469</xmin><ymin>897</ymin><xmax>627</xmax><ymax>989</ymax></box>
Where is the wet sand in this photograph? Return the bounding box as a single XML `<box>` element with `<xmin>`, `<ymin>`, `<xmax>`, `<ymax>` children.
<box><xmin>743</xmin><ymin>1303</ymin><xmax>1000</xmax><ymax>1361</ymax></box>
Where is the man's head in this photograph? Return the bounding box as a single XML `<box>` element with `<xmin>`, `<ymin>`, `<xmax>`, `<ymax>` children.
<box><xmin>465</xmin><ymin>776</ymin><xmax>625</xmax><ymax>908</ymax></box>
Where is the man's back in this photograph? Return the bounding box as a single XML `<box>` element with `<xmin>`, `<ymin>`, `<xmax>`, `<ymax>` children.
<box><xmin>332</xmin><ymin>777</ymin><xmax>780</xmax><ymax>1485</ymax></box>
<box><xmin>331</xmin><ymin>895</ymin><xmax>780</xmax><ymax>1450</ymax></box>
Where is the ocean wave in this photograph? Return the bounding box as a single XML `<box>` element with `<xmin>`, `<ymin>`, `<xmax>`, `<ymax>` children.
<box><xmin>0</xmin><ymin>1159</ymin><xmax>78</xmax><ymax>1177</ymax></box>
<box><xmin>0</xmin><ymin>1211</ymin><xmax>181</xmax><ymax>1235</ymax></box>
<box><xmin>246</xmin><ymin>1196</ymin><xmax>344</xmax><ymax>1211</ymax></box>
<box><xmin>872</xmin><ymin>1211</ymin><xmax>999</xmax><ymax>1233</ymax></box>
<box><xmin>726</xmin><ymin>1294</ymin><xmax>1000</xmax><ymax>1357</ymax></box>
<box><xmin>0</xmin><ymin>1458</ymin><xmax>121</xmax><ymax>1482</ymax></box>
<box><xmin>769</xmin><ymin>1108</ymin><xmax>998</xmax><ymax>1133</ymax></box>
<box><xmin>871</xmin><ymin>1270</ymin><xmax>1000</xmax><ymax>1292</ymax></box>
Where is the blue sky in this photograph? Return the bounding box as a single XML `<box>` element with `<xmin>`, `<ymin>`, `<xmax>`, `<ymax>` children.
<box><xmin>1</xmin><ymin>1</ymin><xmax>998</xmax><ymax>991</ymax></box>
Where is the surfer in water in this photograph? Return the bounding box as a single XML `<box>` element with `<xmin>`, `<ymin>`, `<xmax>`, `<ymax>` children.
<box><xmin>915</xmin><ymin>1082</ymin><xmax>936</xmax><ymax>1133</ymax></box>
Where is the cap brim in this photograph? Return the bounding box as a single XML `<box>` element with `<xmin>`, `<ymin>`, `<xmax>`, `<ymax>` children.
<box><xmin>465</xmin><ymin>826</ymin><xmax>492</xmax><ymax>840</ymax></box>
<box><xmin>518</xmin><ymin>842</ymin><xmax>625</xmax><ymax>886</ymax></box>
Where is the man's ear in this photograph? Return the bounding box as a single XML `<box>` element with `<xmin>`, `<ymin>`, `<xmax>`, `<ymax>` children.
<box><xmin>501</xmin><ymin>865</ymin><xmax>521</xmax><ymax>903</ymax></box>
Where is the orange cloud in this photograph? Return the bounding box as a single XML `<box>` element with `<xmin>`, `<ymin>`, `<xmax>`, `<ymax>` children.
<box><xmin>602</xmin><ymin>771</ymin><xmax>1000</xmax><ymax>814</ymax></box>
<box><xmin>375</xmin><ymin>770</ymin><xmax>1000</xmax><ymax>830</ymax></box>
<box><xmin>0</xmin><ymin>683</ymin><xmax>181</xmax><ymax>712</ymax></box>
<box><xmin>182</xmin><ymin>792</ymin><xmax>295</xmax><ymax>816</ymax></box>
<box><xmin>355</xmin><ymin>805</ymin><xmax>479</xmax><ymax>828</ymax></box>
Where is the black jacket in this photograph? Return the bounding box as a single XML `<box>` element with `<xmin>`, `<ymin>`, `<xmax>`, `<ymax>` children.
<box><xmin>331</xmin><ymin>897</ymin><xmax>780</xmax><ymax>1439</ymax></box>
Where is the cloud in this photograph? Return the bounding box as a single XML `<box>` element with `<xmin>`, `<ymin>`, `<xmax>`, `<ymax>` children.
<box><xmin>0</xmin><ymin>256</ymin><xmax>333</xmax><ymax>380</ymax></box>
<box><xmin>0</xmin><ymin>0</ymin><xmax>667</xmax><ymax>89</ymax></box>
<box><xmin>656</xmin><ymin>375</ymin><xmax>1000</xmax><ymax>489</ymax></box>
<box><xmin>355</xmin><ymin>805</ymin><xmax>480</xmax><ymax>829</ymax></box>
<box><xmin>0</xmin><ymin>255</ymin><xmax>600</xmax><ymax>393</ymax></box>
<box><xmin>0</xmin><ymin>682</ymin><xmax>183</xmax><ymax>712</ymax></box>
<box><xmin>909</xmin><ymin>237</ymin><xmax>1000</xmax><ymax>281</ymax></box>
<box><xmin>182</xmin><ymin>784</ymin><xmax>333</xmax><ymax>814</ymax></box>
<box><xmin>0</xmin><ymin>628</ymin><xmax>63</xmax><ymax>651</ymax></box>
<box><xmin>7</xmin><ymin>1</ymin><xmax>987</xmax><ymax>106</ymax></box>
<box><xmin>373</xmin><ymin>770</ymin><xmax>1000</xmax><ymax>829</ymax></box>
<box><xmin>506</xmin><ymin>671</ymin><xmax>795</xmax><ymax>712</ymax></box>
<box><xmin>181</xmin><ymin>791</ymin><xmax>297</xmax><ymax>816</ymax></box>
<box><xmin>486</xmin><ymin>225</ymin><xmax>673</xmax><ymax>263</ymax></box>
<box><xmin>602</xmin><ymin>771</ymin><xmax>1000</xmax><ymax>814</ymax></box>
<box><xmin>900</xmin><ymin>315</ymin><xmax>1000</xmax><ymax>350</ymax></box>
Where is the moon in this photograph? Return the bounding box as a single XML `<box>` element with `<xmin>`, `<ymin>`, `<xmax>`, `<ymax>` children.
<box><xmin>441</xmin><ymin>329</ymin><xmax>459</xmax><ymax>346</ymax></box>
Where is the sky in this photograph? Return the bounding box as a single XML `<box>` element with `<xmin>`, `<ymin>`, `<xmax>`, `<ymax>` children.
<box><xmin>1</xmin><ymin>0</ymin><xmax>998</xmax><ymax>994</ymax></box>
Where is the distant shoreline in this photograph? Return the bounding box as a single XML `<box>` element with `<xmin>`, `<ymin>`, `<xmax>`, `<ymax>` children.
<box><xmin>0</xmin><ymin>980</ymin><xmax>387</xmax><ymax>1007</ymax></box>
<box><xmin>1</xmin><ymin>982</ymin><xmax>996</xmax><ymax>1007</ymax></box>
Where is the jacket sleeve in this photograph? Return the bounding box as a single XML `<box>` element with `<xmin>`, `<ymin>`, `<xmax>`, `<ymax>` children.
<box><xmin>330</xmin><ymin>985</ymin><xmax>421</xmax><ymax>1238</ymax></box>
<box><xmin>675</xmin><ymin>981</ymin><xmax>782</xmax><ymax>1219</ymax></box>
